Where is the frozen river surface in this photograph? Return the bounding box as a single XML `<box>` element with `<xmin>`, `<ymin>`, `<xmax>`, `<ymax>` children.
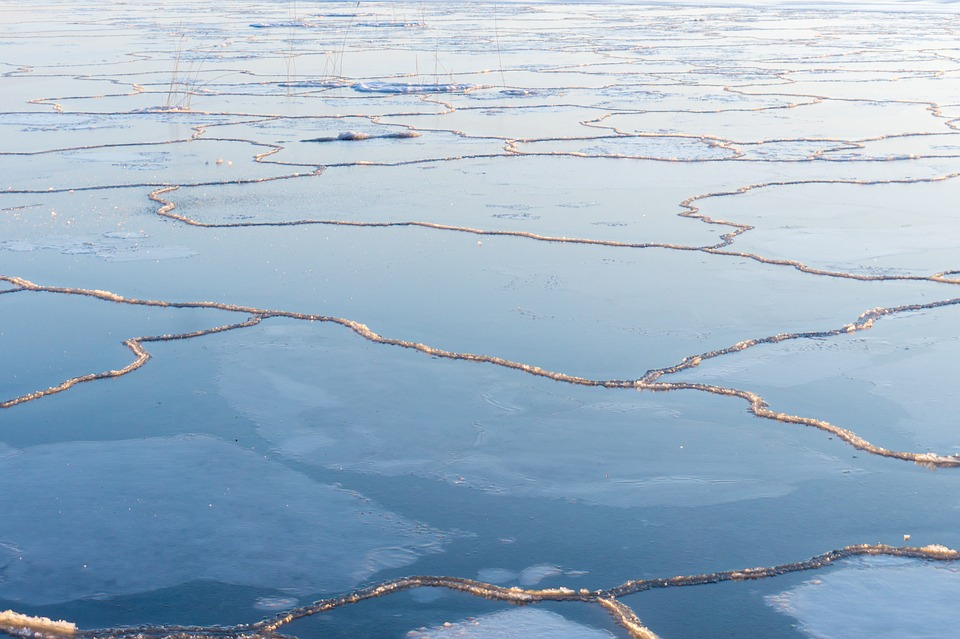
<box><xmin>2</xmin><ymin>1</ymin><xmax>960</xmax><ymax>638</ymax></box>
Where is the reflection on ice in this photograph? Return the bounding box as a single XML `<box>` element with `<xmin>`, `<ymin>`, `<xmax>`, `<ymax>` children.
<box><xmin>405</xmin><ymin>608</ymin><xmax>615</xmax><ymax>639</ymax></box>
<box><xmin>217</xmin><ymin>323</ymin><xmax>856</xmax><ymax>508</ymax></box>
<box><xmin>670</xmin><ymin>305</ymin><xmax>960</xmax><ymax>452</ymax></box>
<box><xmin>4</xmin><ymin>0</ymin><xmax>960</xmax><ymax>634</ymax></box>
<box><xmin>0</xmin><ymin>436</ymin><xmax>449</xmax><ymax>605</ymax></box>
<box><xmin>768</xmin><ymin>557</ymin><xmax>960</xmax><ymax>639</ymax></box>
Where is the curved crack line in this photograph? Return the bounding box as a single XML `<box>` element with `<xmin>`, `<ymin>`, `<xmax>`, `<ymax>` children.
<box><xmin>147</xmin><ymin>184</ymin><xmax>704</xmax><ymax>250</ymax></box>
<box><xmin>2</xmin><ymin>275</ymin><xmax>959</xmax><ymax>467</ymax></box>
<box><xmin>0</xmin><ymin>313</ymin><xmax>263</xmax><ymax>409</ymax></box>
<box><xmin>3</xmin><ymin>169</ymin><xmax>324</xmax><ymax>197</ymax></box>
<box><xmin>636</xmin><ymin>297</ymin><xmax>960</xmax><ymax>467</ymax></box>
<box><xmin>681</xmin><ymin>172</ymin><xmax>960</xmax><ymax>267</ymax></box>
<box><xmin>147</xmin><ymin>168</ymin><xmax>960</xmax><ymax>286</ymax></box>
<box><xmin>0</xmin><ymin>544</ymin><xmax>954</xmax><ymax>639</ymax></box>
<box><xmin>0</xmin><ymin>140</ymin><xmax>197</xmax><ymax>157</ymax></box>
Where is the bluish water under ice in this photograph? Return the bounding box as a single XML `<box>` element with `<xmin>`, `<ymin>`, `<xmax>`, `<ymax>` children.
<box><xmin>2</xmin><ymin>1</ymin><xmax>960</xmax><ymax>638</ymax></box>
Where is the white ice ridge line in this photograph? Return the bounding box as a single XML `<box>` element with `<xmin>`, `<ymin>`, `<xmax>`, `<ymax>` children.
<box><xmin>0</xmin><ymin>544</ymin><xmax>956</xmax><ymax>639</ymax></box>
<box><xmin>145</xmin><ymin>169</ymin><xmax>960</xmax><ymax>286</ymax></box>
<box><xmin>1</xmin><ymin>275</ymin><xmax>959</xmax><ymax>467</ymax></box>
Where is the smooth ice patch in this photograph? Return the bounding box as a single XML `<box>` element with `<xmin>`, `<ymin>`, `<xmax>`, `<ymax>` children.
<box><xmin>216</xmin><ymin>324</ymin><xmax>857</xmax><ymax>509</ymax></box>
<box><xmin>475</xmin><ymin>565</ymin><xmax>568</xmax><ymax>586</ymax></box>
<box><xmin>476</xmin><ymin>568</ymin><xmax>517</xmax><ymax>584</ymax></box>
<box><xmin>405</xmin><ymin>608</ymin><xmax>616</xmax><ymax>639</ymax></box>
<box><xmin>518</xmin><ymin>564</ymin><xmax>563</xmax><ymax>586</ymax></box>
<box><xmin>0</xmin><ymin>435</ymin><xmax>450</xmax><ymax>605</ymax></box>
<box><xmin>696</xmin><ymin>179</ymin><xmax>960</xmax><ymax>276</ymax></box>
<box><xmin>767</xmin><ymin>557</ymin><xmax>960</xmax><ymax>639</ymax></box>
<box><xmin>670</xmin><ymin>306</ymin><xmax>960</xmax><ymax>452</ymax></box>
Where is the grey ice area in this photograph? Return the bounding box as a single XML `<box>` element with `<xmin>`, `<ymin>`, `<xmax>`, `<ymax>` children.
<box><xmin>0</xmin><ymin>436</ymin><xmax>449</xmax><ymax>605</ymax></box>
<box><xmin>768</xmin><ymin>557</ymin><xmax>960</xmax><ymax>639</ymax></box>
<box><xmin>216</xmin><ymin>323</ymin><xmax>856</xmax><ymax>508</ymax></box>
<box><xmin>406</xmin><ymin>608</ymin><xmax>616</xmax><ymax>639</ymax></box>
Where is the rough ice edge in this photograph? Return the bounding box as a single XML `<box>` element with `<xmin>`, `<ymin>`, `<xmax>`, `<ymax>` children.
<box><xmin>303</xmin><ymin>130</ymin><xmax>422</xmax><ymax>142</ymax></box>
<box><xmin>0</xmin><ymin>611</ymin><xmax>75</xmax><ymax>639</ymax></box>
<box><xmin>352</xmin><ymin>81</ymin><xmax>487</xmax><ymax>94</ymax></box>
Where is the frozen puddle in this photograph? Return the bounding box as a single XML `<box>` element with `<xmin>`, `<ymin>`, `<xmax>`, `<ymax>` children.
<box><xmin>0</xmin><ymin>435</ymin><xmax>450</xmax><ymax>604</ymax></box>
<box><xmin>768</xmin><ymin>557</ymin><xmax>960</xmax><ymax>639</ymax></box>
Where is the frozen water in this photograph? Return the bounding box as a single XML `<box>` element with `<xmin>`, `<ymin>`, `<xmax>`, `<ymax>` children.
<box><xmin>352</xmin><ymin>82</ymin><xmax>485</xmax><ymax>94</ymax></box>
<box><xmin>693</xmin><ymin>179</ymin><xmax>960</xmax><ymax>276</ymax></box>
<box><xmin>0</xmin><ymin>435</ymin><xmax>450</xmax><ymax>605</ymax></box>
<box><xmin>0</xmin><ymin>233</ymin><xmax>197</xmax><ymax>262</ymax></box>
<box><xmin>3</xmin><ymin>1</ymin><xmax>960</xmax><ymax>637</ymax></box>
<box><xmin>405</xmin><ymin>608</ymin><xmax>616</xmax><ymax>639</ymax></box>
<box><xmin>215</xmin><ymin>322</ymin><xmax>858</xmax><ymax>508</ymax></box>
<box><xmin>768</xmin><ymin>557</ymin><xmax>960</xmax><ymax>639</ymax></box>
<box><xmin>670</xmin><ymin>305</ymin><xmax>960</xmax><ymax>452</ymax></box>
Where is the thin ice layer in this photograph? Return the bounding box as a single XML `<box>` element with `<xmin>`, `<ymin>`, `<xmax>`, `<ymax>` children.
<box><xmin>216</xmin><ymin>323</ymin><xmax>855</xmax><ymax>508</ymax></box>
<box><xmin>768</xmin><ymin>557</ymin><xmax>960</xmax><ymax>639</ymax></box>
<box><xmin>670</xmin><ymin>305</ymin><xmax>960</xmax><ymax>453</ymax></box>
<box><xmin>698</xmin><ymin>178</ymin><xmax>960</xmax><ymax>277</ymax></box>
<box><xmin>405</xmin><ymin>608</ymin><xmax>616</xmax><ymax>639</ymax></box>
<box><xmin>0</xmin><ymin>435</ymin><xmax>449</xmax><ymax>605</ymax></box>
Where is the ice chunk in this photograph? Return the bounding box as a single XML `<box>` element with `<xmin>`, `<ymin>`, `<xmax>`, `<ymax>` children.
<box><xmin>0</xmin><ymin>611</ymin><xmax>76</xmax><ymax>638</ymax></box>
<box><xmin>352</xmin><ymin>81</ymin><xmax>485</xmax><ymax>94</ymax></box>
<box><xmin>301</xmin><ymin>131</ymin><xmax>422</xmax><ymax>142</ymax></box>
<box><xmin>249</xmin><ymin>21</ymin><xmax>315</xmax><ymax>29</ymax></box>
<box><xmin>0</xmin><ymin>436</ymin><xmax>450</xmax><ymax>604</ymax></box>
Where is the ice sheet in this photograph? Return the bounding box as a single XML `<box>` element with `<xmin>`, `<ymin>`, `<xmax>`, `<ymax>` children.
<box><xmin>0</xmin><ymin>435</ymin><xmax>450</xmax><ymax>605</ymax></box>
<box><xmin>667</xmin><ymin>304</ymin><xmax>960</xmax><ymax>453</ymax></box>
<box><xmin>768</xmin><ymin>557</ymin><xmax>960</xmax><ymax>639</ymax></box>
<box><xmin>216</xmin><ymin>322</ymin><xmax>857</xmax><ymax>508</ymax></box>
<box><xmin>4</xmin><ymin>1</ymin><xmax>960</xmax><ymax>636</ymax></box>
